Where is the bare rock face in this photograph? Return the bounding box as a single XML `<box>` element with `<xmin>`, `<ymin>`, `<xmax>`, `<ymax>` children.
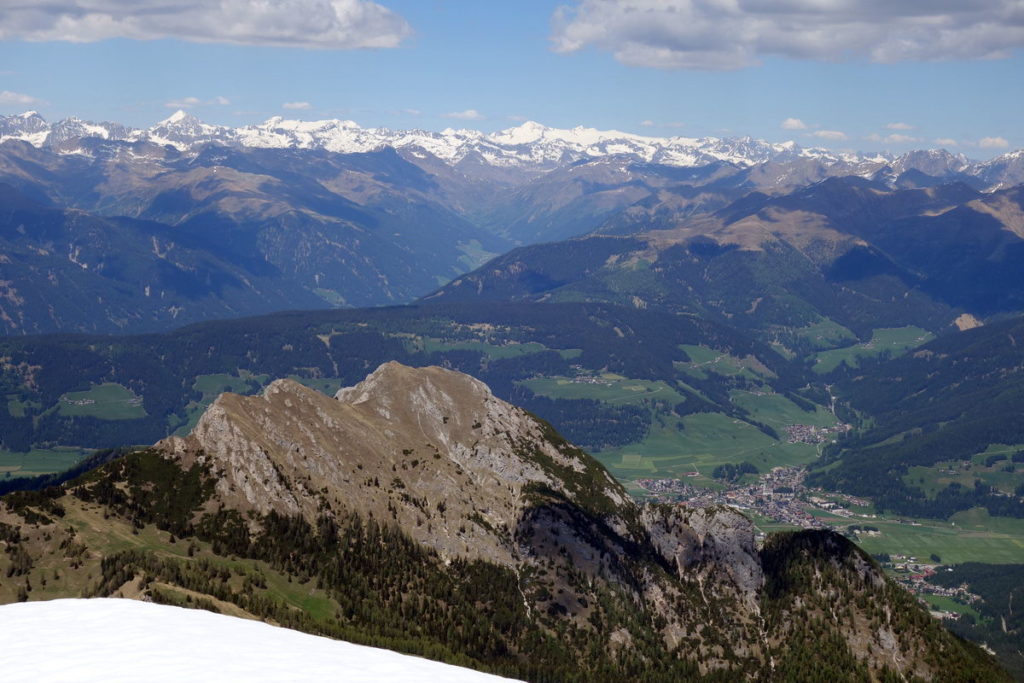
<box><xmin>159</xmin><ymin>362</ymin><xmax>767</xmax><ymax>645</ymax></box>
<box><xmin>160</xmin><ymin>362</ymin><xmax>634</xmax><ymax>568</ymax></box>
<box><xmin>642</xmin><ymin>505</ymin><xmax>763</xmax><ymax>606</ymax></box>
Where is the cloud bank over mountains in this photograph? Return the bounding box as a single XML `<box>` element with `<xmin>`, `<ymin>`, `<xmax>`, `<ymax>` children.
<box><xmin>10</xmin><ymin>0</ymin><xmax>1021</xmax><ymax>68</ymax></box>
<box><xmin>551</xmin><ymin>0</ymin><xmax>1024</xmax><ymax>70</ymax></box>
<box><xmin>0</xmin><ymin>0</ymin><xmax>412</xmax><ymax>49</ymax></box>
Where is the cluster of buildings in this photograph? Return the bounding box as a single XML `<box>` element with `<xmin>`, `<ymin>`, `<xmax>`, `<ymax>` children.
<box><xmin>876</xmin><ymin>555</ymin><xmax>979</xmax><ymax>612</ymax></box>
<box><xmin>566</xmin><ymin>365</ymin><xmax>613</xmax><ymax>385</ymax></box>
<box><xmin>784</xmin><ymin>422</ymin><xmax>851</xmax><ymax>444</ymax></box>
<box><xmin>568</xmin><ymin>376</ymin><xmax>613</xmax><ymax>386</ymax></box>
<box><xmin>638</xmin><ymin>465</ymin><xmax>829</xmax><ymax>529</ymax></box>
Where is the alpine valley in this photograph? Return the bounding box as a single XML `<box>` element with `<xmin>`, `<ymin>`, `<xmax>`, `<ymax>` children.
<box><xmin>1</xmin><ymin>111</ymin><xmax>1024</xmax><ymax>680</ymax></box>
<box><xmin>0</xmin><ymin>363</ymin><xmax>1006</xmax><ymax>680</ymax></box>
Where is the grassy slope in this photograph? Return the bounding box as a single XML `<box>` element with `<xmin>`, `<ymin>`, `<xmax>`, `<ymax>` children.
<box><xmin>58</xmin><ymin>383</ymin><xmax>146</xmax><ymax>420</ymax></box>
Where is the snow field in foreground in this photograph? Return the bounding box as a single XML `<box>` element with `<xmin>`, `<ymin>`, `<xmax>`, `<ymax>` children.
<box><xmin>1</xmin><ymin>598</ymin><xmax>519</xmax><ymax>683</ymax></box>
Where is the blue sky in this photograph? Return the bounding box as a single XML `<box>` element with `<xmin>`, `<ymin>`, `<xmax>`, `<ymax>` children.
<box><xmin>0</xmin><ymin>0</ymin><xmax>1020</xmax><ymax>157</ymax></box>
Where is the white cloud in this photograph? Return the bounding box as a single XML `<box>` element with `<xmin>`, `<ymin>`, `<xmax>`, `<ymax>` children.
<box><xmin>884</xmin><ymin>133</ymin><xmax>920</xmax><ymax>144</ymax></box>
<box><xmin>812</xmin><ymin>130</ymin><xmax>848</xmax><ymax>141</ymax></box>
<box><xmin>0</xmin><ymin>90</ymin><xmax>43</xmax><ymax>106</ymax></box>
<box><xmin>640</xmin><ymin>119</ymin><xmax>655</xmax><ymax>127</ymax></box>
<box><xmin>283</xmin><ymin>101</ymin><xmax>312</xmax><ymax>110</ymax></box>
<box><xmin>403</xmin><ymin>108</ymin><xmax>422</xmax><ymax>116</ymax></box>
<box><xmin>444</xmin><ymin>109</ymin><xmax>484</xmax><ymax>121</ymax></box>
<box><xmin>165</xmin><ymin>96</ymin><xmax>201</xmax><ymax>109</ymax></box>
<box><xmin>886</xmin><ymin>122</ymin><xmax>914</xmax><ymax>130</ymax></box>
<box><xmin>781</xmin><ymin>117</ymin><xmax>807</xmax><ymax>130</ymax></box>
<box><xmin>165</xmin><ymin>96</ymin><xmax>229</xmax><ymax>109</ymax></box>
<box><xmin>868</xmin><ymin>132</ymin><xmax>921</xmax><ymax>144</ymax></box>
<box><xmin>551</xmin><ymin>0</ymin><xmax>1024</xmax><ymax>70</ymax></box>
<box><xmin>0</xmin><ymin>0</ymin><xmax>411</xmax><ymax>49</ymax></box>
<box><xmin>934</xmin><ymin>138</ymin><xmax>959</xmax><ymax>147</ymax></box>
<box><xmin>979</xmin><ymin>136</ymin><xmax>1010</xmax><ymax>148</ymax></box>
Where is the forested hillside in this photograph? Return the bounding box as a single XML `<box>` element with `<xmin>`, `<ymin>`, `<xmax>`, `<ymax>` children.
<box><xmin>809</xmin><ymin>315</ymin><xmax>1024</xmax><ymax>518</ymax></box>
<box><xmin>0</xmin><ymin>302</ymin><xmax>804</xmax><ymax>458</ymax></box>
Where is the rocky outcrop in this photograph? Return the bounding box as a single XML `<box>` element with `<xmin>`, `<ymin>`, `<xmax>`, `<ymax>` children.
<box><xmin>160</xmin><ymin>362</ymin><xmax>634</xmax><ymax>568</ymax></box>
<box><xmin>642</xmin><ymin>505</ymin><xmax>763</xmax><ymax>605</ymax></box>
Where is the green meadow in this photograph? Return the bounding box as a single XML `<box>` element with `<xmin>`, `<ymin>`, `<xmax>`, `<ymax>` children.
<box><xmin>792</xmin><ymin>318</ymin><xmax>858</xmax><ymax>350</ymax></box>
<box><xmin>729</xmin><ymin>390</ymin><xmax>837</xmax><ymax>431</ymax></box>
<box><xmin>903</xmin><ymin>444</ymin><xmax>1023</xmax><ymax>497</ymax></box>
<box><xmin>522</xmin><ymin>372</ymin><xmax>839</xmax><ymax>489</ymax></box>
<box><xmin>676</xmin><ymin>344</ymin><xmax>773</xmax><ymax>381</ymax></box>
<box><xmin>811</xmin><ymin>326</ymin><xmax>934</xmax><ymax>374</ymax></box>
<box><xmin>6</xmin><ymin>394</ymin><xmax>40</xmax><ymax>418</ymax></box>
<box><xmin>418</xmin><ymin>338</ymin><xmax>581</xmax><ymax>360</ymax></box>
<box><xmin>750</xmin><ymin>506</ymin><xmax>1024</xmax><ymax>566</ymax></box>
<box><xmin>192</xmin><ymin>372</ymin><xmax>268</xmax><ymax>399</ymax></box>
<box><xmin>919</xmin><ymin>594</ymin><xmax>980</xmax><ymax>619</ymax></box>
<box><xmin>57</xmin><ymin>383</ymin><xmax>146</xmax><ymax>420</ymax></box>
<box><xmin>520</xmin><ymin>374</ymin><xmax>685</xmax><ymax>405</ymax></box>
<box><xmin>850</xmin><ymin>510</ymin><xmax>1024</xmax><ymax>565</ymax></box>
<box><xmin>593</xmin><ymin>413</ymin><xmax>821</xmax><ymax>488</ymax></box>
<box><xmin>0</xmin><ymin>447</ymin><xmax>91</xmax><ymax>478</ymax></box>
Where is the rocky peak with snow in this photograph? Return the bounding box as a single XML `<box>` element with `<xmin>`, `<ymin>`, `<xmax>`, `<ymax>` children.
<box><xmin>147</xmin><ymin>110</ymin><xmax>233</xmax><ymax>147</ymax></box>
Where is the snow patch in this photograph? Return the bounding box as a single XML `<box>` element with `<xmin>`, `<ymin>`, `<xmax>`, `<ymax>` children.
<box><xmin>2</xmin><ymin>598</ymin><xmax>519</xmax><ymax>682</ymax></box>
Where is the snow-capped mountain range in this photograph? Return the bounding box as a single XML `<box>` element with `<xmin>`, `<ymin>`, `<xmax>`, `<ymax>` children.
<box><xmin>2</xmin><ymin>110</ymin><xmax>1022</xmax><ymax>194</ymax></box>
<box><xmin>0</xmin><ymin>109</ymin><xmax>822</xmax><ymax>169</ymax></box>
<box><xmin>2</xmin><ymin>109</ymin><xmax>1017</xmax><ymax>177</ymax></box>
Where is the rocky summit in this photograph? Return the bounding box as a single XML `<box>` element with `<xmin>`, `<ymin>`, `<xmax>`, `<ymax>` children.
<box><xmin>0</xmin><ymin>363</ymin><xmax>1006</xmax><ymax>681</ymax></box>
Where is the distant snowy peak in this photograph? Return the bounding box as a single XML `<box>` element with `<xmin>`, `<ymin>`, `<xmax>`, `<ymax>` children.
<box><xmin>0</xmin><ymin>112</ymin><xmax>1020</xmax><ymax>184</ymax></box>
<box><xmin>147</xmin><ymin>110</ymin><xmax>234</xmax><ymax>147</ymax></box>
<box><xmin>477</xmin><ymin>121</ymin><xmax>807</xmax><ymax>168</ymax></box>
<box><xmin>890</xmin><ymin>149</ymin><xmax>971</xmax><ymax>177</ymax></box>
<box><xmin>160</xmin><ymin>109</ymin><xmax>192</xmax><ymax>125</ymax></box>
<box><xmin>235</xmin><ymin>116</ymin><xmax>389</xmax><ymax>154</ymax></box>
<box><xmin>0</xmin><ymin>110</ymin><xmax>50</xmax><ymax>146</ymax></box>
<box><xmin>976</xmin><ymin>148</ymin><xmax>1024</xmax><ymax>190</ymax></box>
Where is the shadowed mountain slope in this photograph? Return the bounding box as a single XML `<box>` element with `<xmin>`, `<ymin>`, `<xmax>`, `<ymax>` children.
<box><xmin>427</xmin><ymin>179</ymin><xmax>1024</xmax><ymax>339</ymax></box>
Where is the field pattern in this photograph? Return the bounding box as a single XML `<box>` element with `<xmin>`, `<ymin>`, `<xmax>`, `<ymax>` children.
<box><xmin>519</xmin><ymin>375</ymin><xmax>684</xmax><ymax>405</ymax></box>
<box><xmin>58</xmin><ymin>383</ymin><xmax>146</xmax><ymax>420</ymax></box>
<box><xmin>0</xmin><ymin>447</ymin><xmax>90</xmax><ymax>478</ymax></box>
<box><xmin>812</xmin><ymin>326</ymin><xmax>934</xmax><ymax>374</ymax></box>
<box><xmin>594</xmin><ymin>415</ymin><xmax>820</xmax><ymax>489</ymax></box>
